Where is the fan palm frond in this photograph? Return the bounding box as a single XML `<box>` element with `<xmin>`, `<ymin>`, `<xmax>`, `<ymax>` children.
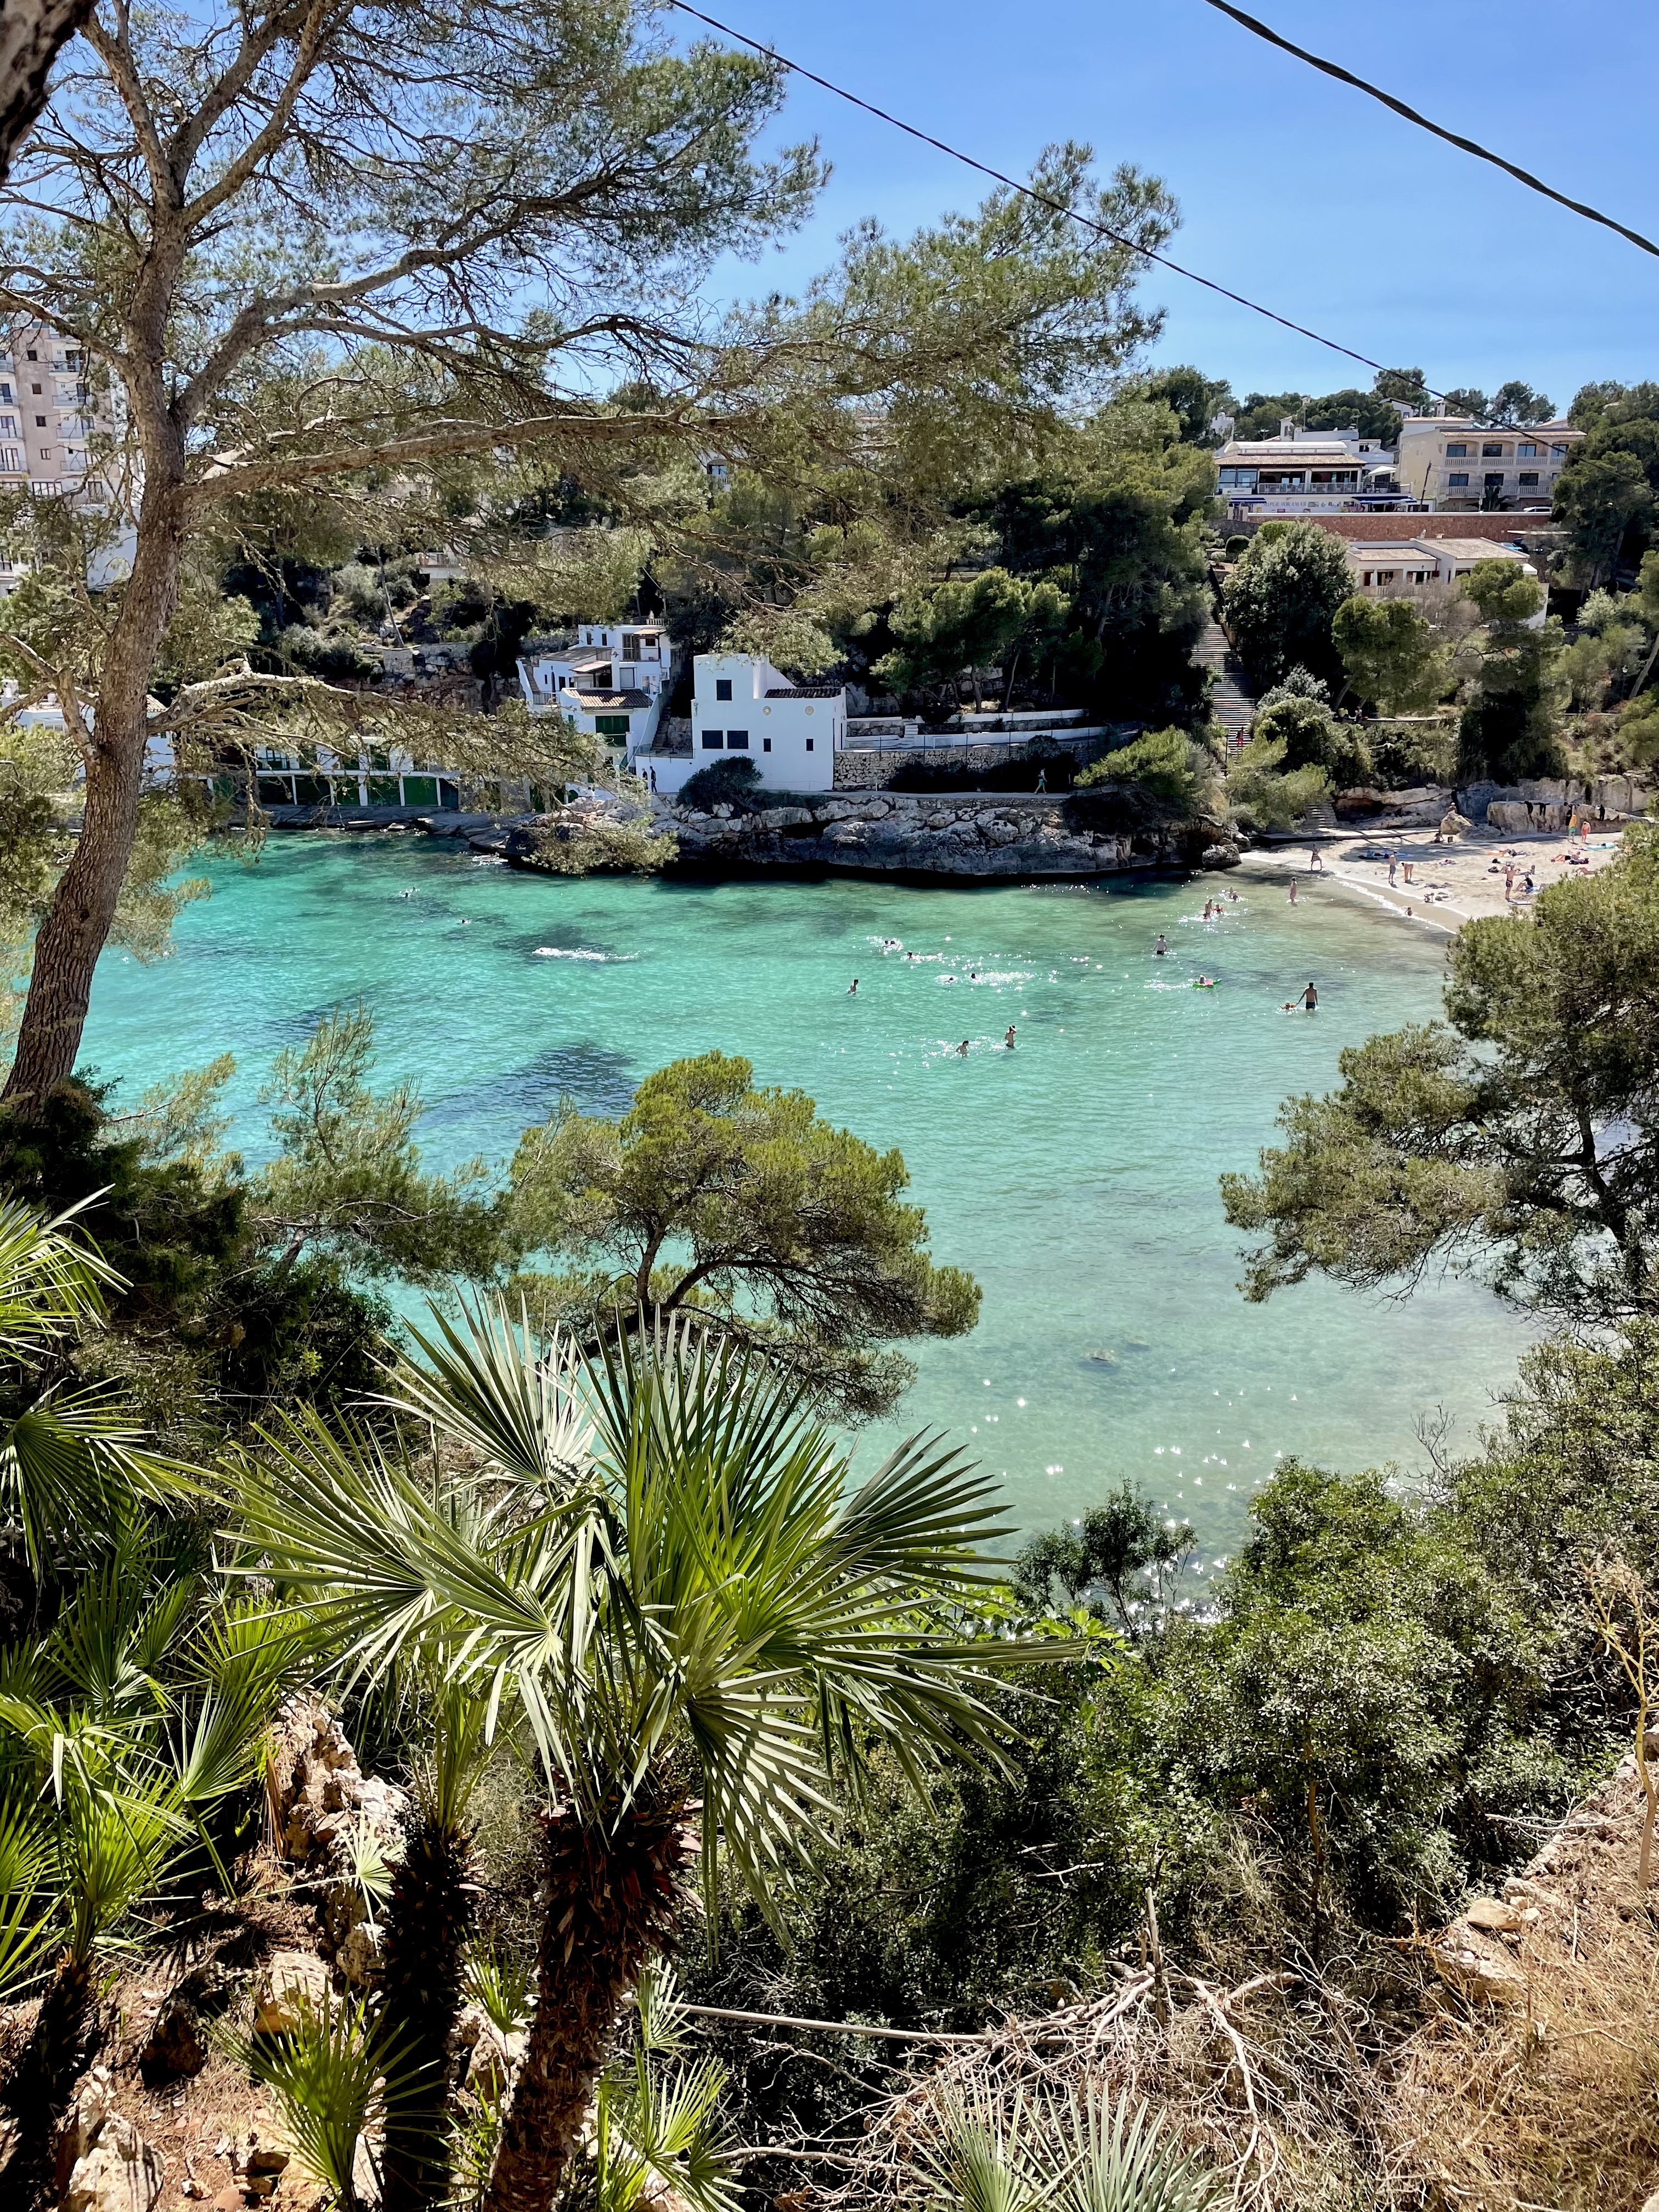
<box><xmin>234</xmin><ymin>1991</ymin><xmax>428</xmax><ymax>2212</ymax></box>
<box><xmin>0</xmin><ymin>1195</ymin><xmax>121</xmax><ymax>1359</ymax></box>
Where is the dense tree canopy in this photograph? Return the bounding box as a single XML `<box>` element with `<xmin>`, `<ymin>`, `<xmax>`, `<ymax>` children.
<box><xmin>506</xmin><ymin>1050</ymin><xmax>980</xmax><ymax>1419</ymax></box>
<box><xmin>1221</xmin><ymin>827</ymin><xmax>1659</xmax><ymax>1324</ymax></box>
<box><xmin>1220</xmin><ymin>520</ymin><xmax>1354</xmax><ymax>691</ymax></box>
<box><xmin>1333</xmin><ymin>594</ymin><xmax>1449</xmax><ymax>716</ymax></box>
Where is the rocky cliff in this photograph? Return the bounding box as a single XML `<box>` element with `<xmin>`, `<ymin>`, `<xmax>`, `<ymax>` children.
<box><xmin>499</xmin><ymin>789</ymin><xmax>1218</xmax><ymax>879</ymax></box>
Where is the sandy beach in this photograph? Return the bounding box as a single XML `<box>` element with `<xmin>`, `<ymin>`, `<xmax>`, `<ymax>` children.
<box><xmin>1236</xmin><ymin>820</ymin><xmax>1630</xmax><ymax>935</ymax></box>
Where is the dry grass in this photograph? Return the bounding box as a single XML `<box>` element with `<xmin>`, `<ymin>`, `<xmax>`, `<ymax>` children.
<box><xmin>1383</xmin><ymin>1761</ymin><xmax>1659</xmax><ymax>2212</ymax></box>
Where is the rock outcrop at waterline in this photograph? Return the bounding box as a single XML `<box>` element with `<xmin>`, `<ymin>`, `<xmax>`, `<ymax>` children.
<box><xmin>491</xmin><ymin>789</ymin><xmax>1229</xmax><ymax>879</ymax></box>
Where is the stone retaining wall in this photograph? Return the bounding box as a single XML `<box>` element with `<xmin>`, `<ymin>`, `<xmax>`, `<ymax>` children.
<box><xmin>833</xmin><ymin>736</ymin><xmax>1116</xmax><ymax>790</ymax></box>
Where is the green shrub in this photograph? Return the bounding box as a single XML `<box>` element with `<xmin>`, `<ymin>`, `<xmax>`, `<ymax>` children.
<box><xmin>1074</xmin><ymin>726</ymin><xmax>1203</xmax><ymax>814</ymax></box>
<box><xmin>676</xmin><ymin>755</ymin><xmax>763</xmax><ymax>810</ymax></box>
<box><xmin>1370</xmin><ymin>721</ymin><xmax>1458</xmax><ymax>788</ymax></box>
<box><xmin>1224</xmin><ymin>534</ymin><xmax>1251</xmax><ymax>562</ymax></box>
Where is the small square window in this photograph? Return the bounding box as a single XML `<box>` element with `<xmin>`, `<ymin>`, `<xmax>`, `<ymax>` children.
<box><xmin>725</xmin><ymin>729</ymin><xmax>749</xmax><ymax>750</ymax></box>
<box><xmin>1518</xmin><ymin>442</ymin><xmax>1537</xmax><ymax>459</ymax></box>
<box><xmin>33</xmin><ymin>416</ymin><xmax>43</xmax><ymax>427</ymax></box>
<box><xmin>1485</xmin><ymin>472</ymin><xmax>1504</xmax><ymax>489</ymax></box>
<box><xmin>701</xmin><ymin>730</ymin><xmax>724</xmax><ymax>749</ymax></box>
<box><xmin>1482</xmin><ymin>442</ymin><xmax>1503</xmax><ymax>458</ymax></box>
<box><xmin>1445</xmin><ymin>442</ymin><xmax>1467</xmax><ymax>458</ymax></box>
<box><xmin>1447</xmin><ymin>472</ymin><xmax>1469</xmax><ymax>488</ymax></box>
<box><xmin>763</xmin><ymin>736</ymin><xmax>771</xmax><ymax>752</ymax></box>
<box><xmin>715</xmin><ymin>679</ymin><xmax>732</xmax><ymax>702</ymax></box>
<box><xmin>1519</xmin><ymin>471</ymin><xmax>1539</xmax><ymax>487</ymax></box>
<box><xmin>1551</xmin><ymin>444</ymin><xmax>1567</xmax><ymax>459</ymax></box>
<box><xmin>805</xmin><ymin>737</ymin><xmax>814</xmax><ymax>752</ymax></box>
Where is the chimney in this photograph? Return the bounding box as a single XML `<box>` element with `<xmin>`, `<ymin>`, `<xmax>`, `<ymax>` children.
<box><xmin>1279</xmin><ymin>416</ymin><xmax>1296</xmax><ymax>439</ymax></box>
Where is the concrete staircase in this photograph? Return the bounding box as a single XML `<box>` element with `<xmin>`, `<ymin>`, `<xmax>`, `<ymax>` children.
<box><xmin>1194</xmin><ymin>619</ymin><xmax>1255</xmax><ymax>743</ymax></box>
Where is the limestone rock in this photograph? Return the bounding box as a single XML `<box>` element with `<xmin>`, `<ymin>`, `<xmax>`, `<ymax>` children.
<box><xmin>1432</xmin><ymin>1924</ymin><xmax>1530</xmax><ymax>2006</ymax></box>
<box><xmin>253</xmin><ymin>1948</ymin><xmax>332</xmax><ymax>2033</ymax></box>
<box><xmin>1460</xmin><ymin>1897</ymin><xmax>1523</xmax><ymax>1933</ymax></box>
<box><xmin>458</xmin><ymin>2004</ymin><xmax>527</xmax><ymax>2096</ymax></box>
<box><xmin>268</xmin><ymin>1695</ymin><xmax>407</xmax><ymax>1863</ymax></box>
<box><xmin>1199</xmin><ymin>843</ymin><xmax>1240</xmax><ymax>870</ymax></box>
<box><xmin>59</xmin><ymin>2072</ymin><xmax>165</xmax><ymax>2212</ymax></box>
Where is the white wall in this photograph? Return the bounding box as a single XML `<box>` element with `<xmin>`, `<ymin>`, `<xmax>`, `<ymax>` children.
<box><xmin>690</xmin><ymin>653</ymin><xmax>843</xmax><ymax>793</ymax></box>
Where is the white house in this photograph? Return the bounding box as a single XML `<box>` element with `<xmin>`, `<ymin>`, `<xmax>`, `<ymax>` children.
<box><xmin>516</xmin><ymin>620</ymin><xmax>674</xmax><ymax>759</ymax></box>
<box><xmin>1216</xmin><ymin>421</ymin><xmax>1407</xmax><ymax>518</ymax></box>
<box><xmin>636</xmin><ymin>652</ymin><xmax>845</xmax><ymax>795</ymax></box>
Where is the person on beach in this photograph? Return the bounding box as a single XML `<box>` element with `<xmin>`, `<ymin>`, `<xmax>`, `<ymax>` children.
<box><xmin>1308</xmin><ymin>849</ymin><xmax>1323</xmax><ymax>872</ymax></box>
<box><xmin>1387</xmin><ymin>855</ymin><xmax>1397</xmax><ymax>886</ymax></box>
<box><xmin>1300</xmin><ymin>981</ymin><xmax>1318</xmax><ymax>1012</ymax></box>
<box><xmin>1005</xmin><ymin>1024</ymin><xmax>1017</xmax><ymax>1048</ymax></box>
<box><xmin>1402</xmin><ymin>860</ymin><xmax>1414</xmax><ymax>884</ymax></box>
<box><xmin>1504</xmin><ymin>864</ymin><xmax>1515</xmax><ymax>901</ymax></box>
<box><xmin>1154</xmin><ymin>934</ymin><xmax>1168</xmax><ymax>956</ymax></box>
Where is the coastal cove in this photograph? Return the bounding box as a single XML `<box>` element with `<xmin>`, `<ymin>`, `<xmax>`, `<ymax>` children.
<box><xmin>84</xmin><ymin>833</ymin><xmax>1532</xmax><ymax>1561</ymax></box>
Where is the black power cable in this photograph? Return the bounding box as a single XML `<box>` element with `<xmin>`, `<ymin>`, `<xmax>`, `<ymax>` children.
<box><xmin>1199</xmin><ymin>0</ymin><xmax>1659</xmax><ymax>265</ymax></box>
<box><xmin>665</xmin><ymin>0</ymin><xmax>1570</xmax><ymax>445</ymax></box>
<box><xmin>665</xmin><ymin>0</ymin><xmax>1417</xmax><ymax>388</ymax></box>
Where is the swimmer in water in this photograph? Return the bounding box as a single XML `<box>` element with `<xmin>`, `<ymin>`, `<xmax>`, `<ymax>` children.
<box><xmin>400</xmin><ymin>888</ymin><xmax>413</xmax><ymax>899</ymax></box>
<box><xmin>1300</xmin><ymin>981</ymin><xmax>1318</xmax><ymax>1012</ymax></box>
<box><xmin>1227</xmin><ymin>887</ymin><xmax>1238</xmax><ymax>902</ymax></box>
<box><xmin>1194</xmin><ymin>975</ymin><xmax>1216</xmax><ymax>989</ymax></box>
<box><xmin>1154</xmin><ymin>934</ymin><xmax>1168</xmax><ymax>956</ymax></box>
<box><xmin>848</xmin><ymin>978</ymin><xmax>859</xmax><ymax>995</ymax></box>
<box><xmin>1005</xmin><ymin>1024</ymin><xmax>1016</xmax><ymax>1048</ymax></box>
<box><xmin>957</xmin><ymin>1039</ymin><xmax>970</xmax><ymax>1056</ymax></box>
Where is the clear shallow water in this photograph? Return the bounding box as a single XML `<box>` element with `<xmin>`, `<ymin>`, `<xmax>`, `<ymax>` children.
<box><xmin>84</xmin><ymin>836</ymin><xmax>1531</xmax><ymax>1562</ymax></box>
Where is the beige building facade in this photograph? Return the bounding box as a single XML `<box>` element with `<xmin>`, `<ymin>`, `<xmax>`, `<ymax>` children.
<box><xmin>1395</xmin><ymin>416</ymin><xmax>1581</xmax><ymax>511</ymax></box>
<box><xmin>0</xmin><ymin>321</ymin><xmax>125</xmax><ymax>500</ymax></box>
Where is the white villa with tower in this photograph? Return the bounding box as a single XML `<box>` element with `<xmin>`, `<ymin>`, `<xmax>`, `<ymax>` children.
<box><xmin>516</xmin><ymin>620</ymin><xmax>675</xmax><ymax>752</ymax></box>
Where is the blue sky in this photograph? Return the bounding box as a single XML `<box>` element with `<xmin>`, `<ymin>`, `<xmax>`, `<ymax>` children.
<box><xmin>689</xmin><ymin>0</ymin><xmax>1657</xmax><ymax>413</ymax></box>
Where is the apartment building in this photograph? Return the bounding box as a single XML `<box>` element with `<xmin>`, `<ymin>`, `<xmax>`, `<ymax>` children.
<box><xmin>0</xmin><ymin>322</ymin><xmax>123</xmax><ymax>499</ymax></box>
<box><xmin>1215</xmin><ymin>421</ymin><xmax>1406</xmax><ymax>518</ymax></box>
<box><xmin>1395</xmin><ymin>417</ymin><xmax>1581</xmax><ymax>510</ymax></box>
<box><xmin>1343</xmin><ymin>535</ymin><xmax>1539</xmax><ymax>607</ymax></box>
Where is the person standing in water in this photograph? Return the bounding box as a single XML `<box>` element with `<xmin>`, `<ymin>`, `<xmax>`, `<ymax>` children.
<box><xmin>1154</xmin><ymin>933</ymin><xmax>1168</xmax><ymax>956</ymax></box>
<box><xmin>848</xmin><ymin>978</ymin><xmax>859</xmax><ymax>995</ymax></box>
<box><xmin>1300</xmin><ymin>981</ymin><xmax>1318</xmax><ymax>1012</ymax></box>
<box><xmin>1005</xmin><ymin>1024</ymin><xmax>1017</xmax><ymax>1049</ymax></box>
<box><xmin>1288</xmin><ymin>878</ymin><xmax>1298</xmax><ymax>905</ymax></box>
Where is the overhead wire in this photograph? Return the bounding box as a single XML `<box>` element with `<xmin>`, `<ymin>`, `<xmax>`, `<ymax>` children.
<box><xmin>664</xmin><ymin>0</ymin><xmax>1426</xmax><ymax>391</ymax></box>
<box><xmin>664</xmin><ymin>0</ymin><xmax>1577</xmax><ymax>442</ymax></box>
<box><xmin>1197</xmin><ymin>0</ymin><xmax>1659</xmax><ymax>266</ymax></box>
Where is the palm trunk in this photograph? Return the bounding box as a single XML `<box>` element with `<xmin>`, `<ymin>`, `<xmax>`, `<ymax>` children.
<box><xmin>483</xmin><ymin>1797</ymin><xmax>690</xmax><ymax>2212</ymax></box>
<box><xmin>380</xmin><ymin>1813</ymin><xmax>475</xmax><ymax>2212</ymax></box>
<box><xmin>4</xmin><ymin>1953</ymin><xmax>95</xmax><ymax>2205</ymax></box>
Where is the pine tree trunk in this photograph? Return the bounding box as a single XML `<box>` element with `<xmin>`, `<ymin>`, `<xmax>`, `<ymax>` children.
<box><xmin>482</xmin><ymin>1798</ymin><xmax>690</xmax><ymax>2212</ymax></box>
<box><xmin>380</xmin><ymin>1814</ymin><xmax>475</xmax><ymax>2212</ymax></box>
<box><xmin>2</xmin><ymin>358</ymin><xmax>186</xmax><ymax>1106</ymax></box>
<box><xmin>0</xmin><ymin>0</ymin><xmax>95</xmax><ymax>185</ymax></box>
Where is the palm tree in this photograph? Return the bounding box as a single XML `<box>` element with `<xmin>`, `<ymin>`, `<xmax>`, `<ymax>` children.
<box><xmin>919</xmin><ymin>2083</ymin><xmax>1219</xmax><ymax>2212</ymax></box>
<box><xmin>0</xmin><ymin>1194</ymin><xmax>180</xmax><ymax>1589</ymax></box>
<box><xmin>379</xmin><ymin>1668</ymin><xmax>493</xmax><ymax>2212</ymax></box>
<box><xmin>236</xmin><ymin>1304</ymin><xmax>1065</xmax><ymax>2212</ymax></box>
<box><xmin>0</xmin><ymin>1521</ymin><xmax>310</xmax><ymax>2195</ymax></box>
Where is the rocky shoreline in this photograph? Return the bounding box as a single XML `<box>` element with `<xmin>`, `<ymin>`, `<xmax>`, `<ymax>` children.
<box><xmin>491</xmin><ymin>788</ymin><xmax>1229</xmax><ymax>880</ymax></box>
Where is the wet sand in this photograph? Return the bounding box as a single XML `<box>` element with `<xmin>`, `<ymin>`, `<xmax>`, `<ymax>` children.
<box><xmin>1237</xmin><ymin>822</ymin><xmax>1630</xmax><ymax>935</ymax></box>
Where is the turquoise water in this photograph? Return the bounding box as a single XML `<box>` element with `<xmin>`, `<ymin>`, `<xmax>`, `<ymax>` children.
<box><xmin>83</xmin><ymin>835</ymin><xmax>1530</xmax><ymax>1560</ymax></box>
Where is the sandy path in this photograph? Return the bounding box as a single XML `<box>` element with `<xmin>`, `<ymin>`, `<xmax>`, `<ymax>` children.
<box><xmin>1235</xmin><ymin>821</ymin><xmax>1629</xmax><ymax>935</ymax></box>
